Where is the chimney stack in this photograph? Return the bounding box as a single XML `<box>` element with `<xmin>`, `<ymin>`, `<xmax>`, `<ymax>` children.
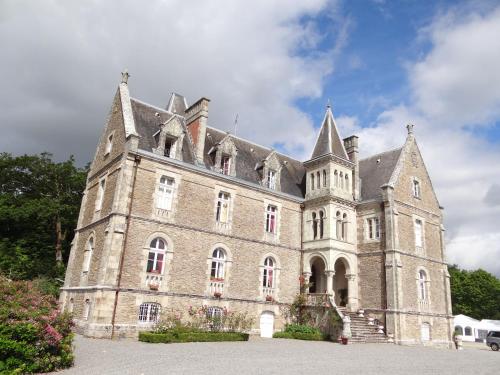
<box><xmin>344</xmin><ymin>135</ymin><xmax>360</xmax><ymax>200</ymax></box>
<box><xmin>185</xmin><ymin>97</ymin><xmax>210</xmax><ymax>164</ymax></box>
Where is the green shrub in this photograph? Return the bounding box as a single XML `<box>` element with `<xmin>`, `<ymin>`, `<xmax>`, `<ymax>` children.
<box><xmin>273</xmin><ymin>331</ymin><xmax>324</xmax><ymax>341</ymax></box>
<box><xmin>0</xmin><ymin>276</ymin><xmax>74</xmax><ymax>374</ymax></box>
<box><xmin>139</xmin><ymin>331</ymin><xmax>249</xmax><ymax>343</ymax></box>
<box><xmin>284</xmin><ymin>324</ymin><xmax>321</xmax><ymax>335</ymax></box>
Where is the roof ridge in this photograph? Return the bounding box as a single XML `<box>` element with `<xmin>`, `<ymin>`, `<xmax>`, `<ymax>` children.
<box><xmin>359</xmin><ymin>146</ymin><xmax>403</xmax><ymax>161</ymax></box>
<box><xmin>206</xmin><ymin>126</ymin><xmax>303</xmax><ymax>164</ymax></box>
<box><xmin>130</xmin><ymin>97</ymin><xmax>173</xmax><ymax>115</ymax></box>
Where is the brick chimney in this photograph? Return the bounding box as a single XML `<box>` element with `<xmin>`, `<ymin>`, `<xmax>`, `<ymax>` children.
<box><xmin>344</xmin><ymin>135</ymin><xmax>359</xmax><ymax>200</ymax></box>
<box><xmin>185</xmin><ymin>97</ymin><xmax>210</xmax><ymax>164</ymax></box>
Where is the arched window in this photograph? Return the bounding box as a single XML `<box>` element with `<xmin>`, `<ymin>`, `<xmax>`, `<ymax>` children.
<box><xmin>310</xmin><ymin>173</ymin><xmax>315</xmax><ymax>191</ymax></box>
<box><xmin>464</xmin><ymin>326</ymin><xmax>472</xmax><ymax>336</ymax></box>
<box><xmin>82</xmin><ymin>237</ymin><xmax>94</xmax><ymax>274</ymax></box>
<box><xmin>455</xmin><ymin>325</ymin><xmax>463</xmax><ymax>335</ymax></box>
<box><xmin>157</xmin><ymin>176</ymin><xmax>175</xmax><ymax>210</ymax></box>
<box><xmin>342</xmin><ymin>213</ymin><xmax>348</xmax><ymax>240</ymax></box>
<box><xmin>263</xmin><ymin>257</ymin><xmax>275</xmax><ymax>288</ymax></box>
<box><xmin>68</xmin><ymin>298</ymin><xmax>74</xmax><ymax>314</ymax></box>
<box><xmin>340</xmin><ymin>172</ymin><xmax>344</xmax><ymax>189</ymax></box>
<box><xmin>312</xmin><ymin>212</ymin><xmax>318</xmax><ymax>239</ymax></box>
<box><xmin>336</xmin><ymin>211</ymin><xmax>342</xmax><ymax>240</ymax></box>
<box><xmin>211</xmin><ymin>248</ymin><xmax>226</xmax><ymax>280</ymax></box>
<box><xmin>323</xmin><ymin>170</ymin><xmax>327</xmax><ymax>187</ymax></box>
<box><xmin>345</xmin><ymin>174</ymin><xmax>349</xmax><ymax>191</ymax></box>
<box><xmin>138</xmin><ymin>302</ymin><xmax>161</xmax><ymax>323</ymax></box>
<box><xmin>319</xmin><ymin>211</ymin><xmax>324</xmax><ymax>239</ymax></box>
<box><xmin>147</xmin><ymin>238</ymin><xmax>166</xmax><ymax>273</ymax></box>
<box><xmin>316</xmin><ymin>171</ymin><xmax>320</xmax><ymax>189</ymax></box>
<box><xmin>334</xmin><ymin>170</ymin><xmax>338</xmax><ymax>187</ymax></box>
<box><xmin>418</xmin><ymin>270</ymin><xmax>427</xmax><ymax>300</ymax></box>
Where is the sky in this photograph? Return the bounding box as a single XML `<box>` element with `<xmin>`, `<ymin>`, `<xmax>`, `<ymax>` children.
<box><xmin>1</xmin><ymin>0</ymin><xmax>499</xmax><ymax>276</ymax></box>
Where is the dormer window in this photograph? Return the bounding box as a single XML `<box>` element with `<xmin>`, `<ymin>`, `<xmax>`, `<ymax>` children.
<box><xmin>164</xmin><ymin>138</ymin><xmax>175</xmax><ymax>158</ymax></box>
<box><xmin>267</xmin><ymin>170</ymin><xmax>277</xmax><ymax>189</ymax></box>
<box><xmin>221</xmin><ymin>155</ymin><xmax>231</xmax><ymax>175</ymax></box>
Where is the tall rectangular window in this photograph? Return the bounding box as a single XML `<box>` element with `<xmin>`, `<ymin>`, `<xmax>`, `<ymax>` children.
<box><xmin>104</xmin><ymin>133</ymin><xmax>113</xmax><ymax>155</ymax></box>
<box><xmin>220</xmin><ymin>156</ymin><xmax>231</xmax><ymax>175</ymax></box>
<box><xmin>157</xmin><ymin>176</ymin><xmax>174</xmax><ymax>210</ymax></box>
<box><xmin>216</xmin><ymin>192</ymin><xmax>230</xmax><ymax>223</ymax></box>
<box><xmin>265</xmin><ymin>205</ymin><xmax>277</xmax><ymax>234</ymax></box>
<box><xmin>413</xmin><ymin>179</ymin><xmax>421</xmax><ymax>198</ymax></box>
<box><xmin>415</xmin><ymin>219</ymin><xmax>423</xmax><ymax>248</ymax></box>
<box><xmin>267</xmin><ymin>170</ymin><xmax>276</xmax><ymax>189</ymax></box>
<box><xmin>367</xmin><ymin>217</ymin><xmax>380</xmax><ymax>240</ymax></box>
<box><xmin>95</xmin><ymin>179</ymin><xmax>105</xmax><ymax>211</ymax></box>
<box><xmin>164</xmin><ymin>138</ymin><xmax>174</xmax><ymax>158</ymax></box>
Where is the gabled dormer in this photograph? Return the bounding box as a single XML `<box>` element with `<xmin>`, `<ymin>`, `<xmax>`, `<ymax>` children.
<box><xmin>208</xmin><ymin>134</ymin><xmax>238</xmax><ymax>176</ymax></box>
<box><xmin>153</xmin><ymin>115</ymin><xmax>186</xmax><ymax>160</ymax></box>
<box><xmin>304</xmin><ymin>104</ymin><xmax>356</xmax><ymax>202</ymax></box>
<box><xmin>258</xmin><ymin>151</ymin><xmax>282</xmax><ymax>191</ymax></box>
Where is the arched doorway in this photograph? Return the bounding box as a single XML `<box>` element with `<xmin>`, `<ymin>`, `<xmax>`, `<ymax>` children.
<box><xmin>309</xmin><ymin>257</ymin><xmax>326</xmax><ymax>293</ymax></box>
<box><xmin>334</xmin><ymin>258</ymin><xmax>349</xmax><ymax>306</ymax></box>
<box><xmin>260</xmin><ymin>311</ymin><xmax>274</xmax><ymax>338</ymax></box>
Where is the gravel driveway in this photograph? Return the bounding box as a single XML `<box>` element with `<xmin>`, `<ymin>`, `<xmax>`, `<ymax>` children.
<box><xmin>54</xmin><ymin>335</ymin><xmax>498</xmax><ymax>375</ymax></box>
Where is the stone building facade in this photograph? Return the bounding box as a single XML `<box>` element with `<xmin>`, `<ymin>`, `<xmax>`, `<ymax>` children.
<box><xmin>60</xmin><ymin>73</ymin><xmax>454</xmax><ymax>347</ymax></box>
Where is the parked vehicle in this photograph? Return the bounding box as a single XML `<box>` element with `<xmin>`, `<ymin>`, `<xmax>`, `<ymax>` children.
<box><xmin>486</xmin><ymin>331</ymin><xmax>500</xmax><ymax>351</ymax></box>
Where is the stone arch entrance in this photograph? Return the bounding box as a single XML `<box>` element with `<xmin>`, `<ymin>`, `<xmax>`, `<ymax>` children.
<box><xmin>309</xmin><ymin>256</ymin><xmax>326</xmax><ymax>293</ymax></box>
<box><xmin>334</xmin><ymin>257</ymin><xmax>349</xmax><ymax>307</ymax></box>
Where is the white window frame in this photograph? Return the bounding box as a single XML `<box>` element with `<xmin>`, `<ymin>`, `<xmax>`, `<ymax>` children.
<box><xmin>263</xmin><ymin>257</ymin><xmax>275</xmax><ymax>288</ymax></box>
<box><xmin>414</xmin><ymin>217</ymin><xmax>424</xmax><ymax>251</ymax></box>
<box><xmin>157</xmin><ymin>176</ymin><xmax>175</xmax><ymax>211</ymax></box>
<box><xmin>421</xmin><ymin>322</ymin><xmax>430</xmax><ymax>342</ymax></box>
<box><xmin>146</xmin><ymin>238</ymin><xmax>166</xmax><ymax>274</ymax></box>
<box><xmin>82</xmin><ymin>236</ymin><xmax>94</xmax><ymax>274</ymax></box>
<box><xmin>365</xmin><ymin>217</ymin><xmax>381</xmax><ymax>241</ymax></box>
<box><xmin>216</xmin><ymin>191</ymin><xmax>231</xmax><ymax>223</ymax></box>
<box><xmin>412</xmin><ymin>177</ymin><xmax>421</xmax><ymax>199</ymax></box>
<box><xmin>83</xmin><ymin>299</ymin><xmax>91</xmax><ymax>320</ymax></box>
<box><xmin>220</xmin><ymin>155</ymin><xmax>231</xmax><ymax>175</ymax></box>
<box><xmin>95</xmin><ymin>178</ymin><xmax>106</xmax><ymax>211</ymax></box>
<box><xmin>138</xmin><ymin>302</ymin><xmax>161</xmax><ymax>323</ymax></box>
<box><xmin>210</xmin><ymin>248</ymin><xmax>226</xmax><ymax>280</ymax></box>
<box><xmin>267</xmin><ymin>170</ymin><xmax>277</xmax><ymax>190</ymax></box>
<box><xmin>104</xmin><ymin>132</ymin><xmax>114</xmax><ymax>156</ymax></box>
<box><xmin>418</xmin><ymin>270</ymin><xmax>427</xmax><ymax>300</ymax></box>
<box><xmin>265</xmin><ymin>205</ymin><xmax>278</xmax><ymax>234</ymax></box>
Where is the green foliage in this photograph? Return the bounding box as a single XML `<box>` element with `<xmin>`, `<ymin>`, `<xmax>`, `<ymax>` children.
<box><xmin>139</xmin><ymin>331</ymin><xmax>249</xmax><ymax>343</ymax></box>
<box><xmin>272</xmin><ymin>331</ymin><xmax>324</xmax><ymax>341</ymax></box>
<box><xmin>284</xmin><ymin>324</ymin><xmax>321</xmax><ymax>335</ymax></box>
<box><xmin>0</xmin><ymin>277</ymin><xmax>74</xmax><ymax>374</ymax></box>
<box><xmin>449</xmin><ymin>265</ymin><xmax>500</xmax><ymax>320</ymax></box>
<box><xmin>0</xmin><ymin>152</ymin><xmax>87</xmax><ymax>281</ymax></box>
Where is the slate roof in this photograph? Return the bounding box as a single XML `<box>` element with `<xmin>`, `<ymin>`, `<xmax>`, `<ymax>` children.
<box><xmin>166</xmin><ymin>93</ymin><xmax>188</xmax><ymax>115</ymax></box>
<box><xmin>311</xmin><ymin>107</ymin><xmax>349</xmax><ymax>160</ymax></box>
<box><xmin>358</xmin><ymin>148</ymin><xmax>402</xmax><ymax>201</ymax></box>
<box><xmin>204</xmin><ymin>127</ymin><xmax>306</xmax><ymax>197</ymax></box>
<box><xmin>128</xmin><ymin>94</ymin><xmax>401</xmax><ymax>201</ymax></box>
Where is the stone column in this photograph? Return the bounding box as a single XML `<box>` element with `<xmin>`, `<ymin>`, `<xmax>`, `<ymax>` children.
<box><xmin>346</xmin><ymin>273</ymin><xmax>358</xmax><ymax>312</ymax></box>
<box><xmin>303</xmin><ymin>272</ymin><xmax>312</xmax><ymax>293</ymax></box>
<box><xmin>325</xmin><ymin>270</ymin><xmax>335</xmax><ymax>296</ymax></box>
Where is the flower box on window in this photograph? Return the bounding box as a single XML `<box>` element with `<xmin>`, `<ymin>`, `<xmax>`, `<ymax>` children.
<box><xmin>210</xmin><ymin>277</ymin><xmax>224</xmax><ymax>282</ymax></box>
<box><xmin>149</xmin><ymin>281</ymin><xmax>159</xmax><ymax>290</ymax></box>
<box><xmin>265</xmin><ymin>295</ymin><xmax>274</xmax><ymax>302</ymax></box>
<box><xmin>213</xmin><ymin>292</ymin><xmax>222</xmax><ymax>298</ymax></box>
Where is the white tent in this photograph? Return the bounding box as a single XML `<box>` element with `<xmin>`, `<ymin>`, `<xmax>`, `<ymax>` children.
<box><xmin>454</xmin><ymin>314</ymin><xmax>500</xmax><ymax>342</ymax></box>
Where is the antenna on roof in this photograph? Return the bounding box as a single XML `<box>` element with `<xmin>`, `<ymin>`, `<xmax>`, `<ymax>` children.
<box><xmin>233</xmin><ymin>113</ymin><xmax>239</xmax><ymax>136</ymax></box>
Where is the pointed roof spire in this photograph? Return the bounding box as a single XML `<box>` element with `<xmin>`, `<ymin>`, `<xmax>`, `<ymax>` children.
<box><xmin>310</xmin><ymin>102</ymin><xmax>349</xmax><ymax>160</ymax></box>
<box><xmin>121</xmin><ymin>69</ymin><xmax>130</xmax><ymax>84</ymax></box>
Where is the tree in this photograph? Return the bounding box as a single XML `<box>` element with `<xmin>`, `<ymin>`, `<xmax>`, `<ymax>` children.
<box><xmin>448</xmin><ymin>265</ymin><xmax>500</xmax><ymax>320</ymax></box>
<box><xmin>0</xmin><ymin>152</ymin><xmax>87</xmax><ymax>279</ymax></box>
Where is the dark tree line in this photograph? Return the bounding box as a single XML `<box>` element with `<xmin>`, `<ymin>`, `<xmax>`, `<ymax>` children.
<box><xmin>0</xmin><ymin>153</ymin><xmax>88</xmax><ymax>280</ymax></box>
<box><xmin>448</xmin><ymin>265</ymin><xmax>500</xmax><ymax>320</ymax></box>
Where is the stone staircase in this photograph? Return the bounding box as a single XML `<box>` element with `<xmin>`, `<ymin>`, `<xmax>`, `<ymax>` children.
<box><xmin>338</xmin><ymin>307</ymin><xmax>390</xmax><ymax>344</ymax></box>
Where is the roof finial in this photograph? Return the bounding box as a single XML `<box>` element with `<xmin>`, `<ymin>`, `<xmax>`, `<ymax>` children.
<box><xmin>327</xmin><ymin>98</ymin><xmax>331</xmax><ymax>109</ymax></box>
<box><xmin>121</xmin><ymin>69</ymin><xmax>130</xmax><ymax>84</ymax></box>
<box><xmin>406</xmin><ymin>123</ymin><xmax>414</xmax><ymax>134</ymax></box>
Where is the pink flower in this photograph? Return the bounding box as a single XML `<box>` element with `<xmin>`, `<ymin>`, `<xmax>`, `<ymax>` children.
<box><xmin>44</xmin><ymin>324</ymin><xmax>63</xmax><ymax>346</ymax></box>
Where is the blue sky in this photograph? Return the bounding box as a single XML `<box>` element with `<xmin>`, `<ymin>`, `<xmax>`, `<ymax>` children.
<box><xmin>1</xmin><ymin>0</ymin><xmax>499</xmax><ymax>276</ymax></box>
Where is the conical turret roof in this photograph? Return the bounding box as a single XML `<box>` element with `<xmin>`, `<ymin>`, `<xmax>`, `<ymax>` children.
<box><xmin>310</xmin><ymin>105</ymin><xmax>348</xmax><ymax>160</ymax></box>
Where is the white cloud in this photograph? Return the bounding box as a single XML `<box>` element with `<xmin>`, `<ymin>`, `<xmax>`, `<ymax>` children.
<box><xmin>339</xmin><ymin>5</ymin><xmax>500</xmax><ymax>276</ymax></box>
<box><xmin>0</xmin><ymin>0</ymin><xmax>346</xmax><ymax>162</ymax></box>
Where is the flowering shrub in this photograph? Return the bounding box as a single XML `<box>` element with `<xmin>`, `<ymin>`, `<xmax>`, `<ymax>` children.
<box><xmin>0</xmin><ymin>276</ymin><xmax>74</xmax><ymax>374</ymax></box>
